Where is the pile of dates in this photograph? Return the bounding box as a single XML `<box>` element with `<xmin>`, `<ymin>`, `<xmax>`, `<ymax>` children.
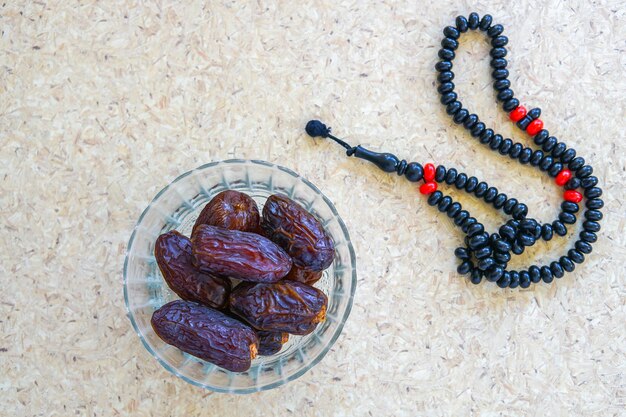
<box><xmin>151</xmin><ymin>190</ymin><xmax>335</xmax><ymax>372</ymax></box>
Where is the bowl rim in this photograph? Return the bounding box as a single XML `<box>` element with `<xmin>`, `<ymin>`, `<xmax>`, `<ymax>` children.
<box><xmin>123</xmin><ymin>159</ymin><xmax>357</xmax><ymax>393</ymax></box>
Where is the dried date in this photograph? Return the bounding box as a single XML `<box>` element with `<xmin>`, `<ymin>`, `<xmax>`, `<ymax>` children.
<box><xmin>257</xmin><ymin>331</ymin><xmax>289</xmax><ymax>356</ymax></box>
<box><xmin>261</xmin><ymin>194</ymin><xmax>335</xmax><ymax>271</ymax></box>
<box><xmin>283</xmin><ymin>265</ymin><xmax>323</xmax><ymax>285</ymax></box>
<box><xmin>192</xmin><ymin>224</ymin><xmax>292</xmax><ymax>282</ymax></box>
<box><xmin>151</xmin><ymin>300</ymin><xmax>258</xmax><ymax>372</ymax></box>
<box><xmin>192</xmin><ymin>190</ymin><xmax>260</xmax><ymax>234</ymax></box>
<box><xmin>155</xmin><ymin>230</ymin><xmax>231</xmax><ymax>309</ymax></box>
<box><xmin>229</xmin><ymin>281</ymin><xmax>327</xmax><ymax>335</ymax></box>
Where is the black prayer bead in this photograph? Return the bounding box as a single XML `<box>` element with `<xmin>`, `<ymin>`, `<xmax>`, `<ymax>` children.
<box><xmin>580</xmin><ymin>231</ymin><xmax>597</xmax><ymax>243</ymax></box>
<box><xmin>569</xmin><ymin>157</ymin><xmax>585</xmax><ymax>170</ymax></box>
<box><xmin>499</xmin><ymin>138</ymin><xmax>513</xmax><ymax>154</ymax></box>
<box><xmin>559</xmin><ymin>256</ymin><xmax>575</xmax><ymax>272</ymax></box>
<box><xmin>552</xmin><ymin>221</ymin><xmax>567</xmax><ymax>236</ymax></box>
<box><xmin>550</xmin><ymin>261</ymin><xmax>564</xmax><ymax>278</ymax></box>
<box><xmin>440</xmin><ymin>92</ymin><xmax>457</xmax><ymax>105</ymax></box>
<box><xmin>435</xmin><ymin>60</ymin><xmax>453</xmax><ymax>72</ymax></box>
<box><xmin>541</xmin><ymin>266</ymin><xmax>553</xmax><ymax>283</ymax></box>
<box><xmin>468</xmin><ymin>12</ymin><xmax>480</xmax><ymax>29</ymax></box>
<box><xmin>542</xmin><ymin>136</ymin><xmax>557</xmax><ymax>152</ymax></box>
<box><xmin>479</xmin><ymin>128</ymin><xmax>494</xmax><ymax>144</ymax></box>
<box><xmin>453</xmin><ymin>108</ymin><xmax>469</xmax><ymax>123</ymax></box>
<box><xmin>487</xmin><ymin>24</ymin><xmax>504</xmax><ymax>37</ymax></box>
<box><xmin>484</xmin><ymin>187</ymin><xmax>498</xmax><ymax>202</ymax></box>
<box><xmin>467</xmin><ymin>223</ymin><xmax>485</xmax><ymax>237</ymax></box>
<box><xmin>438</xmin><ymin>48</ymin><xmax>455</xmax><ymax>60</ymax></box>
<box><xmin>446</xmin><ymin>101</ymin><xmax>462</xmax><ymax>115</ymax></box>
<box><xmin>568</xmin><ymin>249</ymin><xmax>585</xmax><ymax>264</ymax></box>
<box><xmin>455</xmin><ymin>173</ymin><xmax>468</xmax><ymax>188</ymax></box>
<box><xmin>442</xmin><ymin>37</ymin><xmax>459</xmax><ymax>50</ymax></box>
<box><xmin>493</xmin><ymin>77</ymin><xmax>510</xmax><ymax>87</ymax></box>
<box><xmin>438</xmin><ymin>196</ymin><xmax>452</xmax><ymax>212</ymax></box>
<box><xmin>510</xmin><ymin>143</ymin><xmax>523</xmax><ymax>158</ymax></box>
<box><xmin>479</xmin><ymin>14</ymin><xmax>492</xmax><ymax>31</ymax></box>
<box><xmin>512</xmin><ymin>203</ymin><xmax>528</xmax><ymax>219</ymax></box>
<box><xmin>529</xmin><ymin>266</ymin><xmax>541</xmax><ymax>283</ymax></box>
<box><xmin>493</xmin><ymin>193</ymin><xmax>507</xmax><ymax>209</ymax></box>
<box><xmin>463</xmin><ymin>114</ymin><xmax>479</xmax><ymax>129</ymax></box>
<box><xmin>503</xmin><ymin>198</ymin><xmax>517</xmax><ymax>215</ymax></box>
<box><xmin>561</xmin><ymin>201</ymin><xmax>579</xmax><ymax>213</ymax></box>
<box><xmin>437</xmin><ymin>82</ymin><xmax>455</xmax><ymax>94</ymax></box>
<box><xmin>489</xmin><ymin>134</ymin><xmax>503</xmax><ymax>150</ymax></box>
<box><xmin>559</xmin><ymin>212</ymin><xmax>576</xmax><ymax>224</ymax></box>
<box><xmin>540</xmin><ymin>155</ymin><xmax>553</xmax><ymax>171</ymax></box>
<box><xmin>561</xmin><ymin>148</ymin><xmax>576</xmax><ymax>163</ymax></box>
<box><xmin>533</xmin><ymin>130</ymin><xmax>549</xmax><ymax>145</ymax></box>
<box><xmin>552</xmin><ymin>142</ymin><xmax>566</xmax><ymax>157</ymax></box>
<box><xmin>586</xmin><ymin>198</ymin><xmax>603</xmax><ymax>209</ymax></box>
<box><xmin>580</xmin><ymin>176</ymin><xmax>598</xmax><ymax>188</ymax></box>
<box><xmin>541</xmin><ymin>224</ymin><xmax>553</xmax><ymax>240</ymax></box>
<box><xmin>439</xmin><ymin>71</ymin><xmax>455</xmax><ymax>82</ymax></box>
<box><xmin>565</xmin><ymin>177</ymin><xmax>581</xmax><ymax>190</ymax></box>
<box><xmin>445</xmin><ymin>168</ymin><xmax>458</xmax><ymax>184</ymax></box>
<box><xmin>519</xmin><ymin>148</ymin><xmax>532</xmax><ymax>164</ymax></box>
<box><xmin>447</xmin><ymin>202</ymin><xmax>462</xmax><ymax>217</ymax></box>
<box><xmin>435</xmin><ymin>165</ymin><xmax>447</xmax><ymax>182</ymax></box>
<box><xmin>583</xmin><ymin>221</ymin><xmax>600</xmax><ymax>232</ymax></box>
<box><xmin>457</xmin><ymin>261</ymin><xmax>472</xmax><ymax>274</ymax></box>
<box><xmin>530</xmin><ymin>150</ymin><xmax>544</xmax><ymax>166</ymax></box>
<box><xmin>475</xmin><ymin>182</ymin><xmax>488</xmax><ymax>197</ymax></box>
<box><xmin>585</xmin><ymin>210</ymin><xmax>603</xmax><ymax>221</ymax></box>
<box><xmin>471</xmin><ymin>122</ymin><xmax>486</xmax><ymax>137</ymax></box>
<box><xmin>405</xmin><ymin>162</ymin><xmax>424</xmax><ymax>182</ymax></box>
<box><xmin>548</xmin><ymin>162</ymin><xmax>563</xmax><ymax>177</ymax></box>
<box><xmin>454</xmin><ymin>210</ymin><xmax>469</xmax><ymax>225</ymax></box>
<box><xmin>470</xmin><ymin>269</ymin><xmax>483</xmax><ymax>284</ymax></box>
<box><xmin>427</xmin><ymin>191</ymin><xmax>443</xmax><ymax>206</ymax></box>
<box><xmin>491</xmin><ymin>36</ymin><xmax>508</xmax><ymax>47</ymax></box>
<box><xmin>497</xmin><ymin>89</ymin><xmax>514</xmax><ymax>102</ymax></box>
<box><xmin>465</xmin><ymin>176</ymin><xmax>478</xmax><ymax>192</ymax></box>
<box><xmin>575</xmin><ymin>240</ymin><xmax>593</xmax><ymax>253</ymax></box>
<box><xmin>455</xmin><ymin>16</ymin><xmax>469</xmax><ymax>32</ymax></box>
<box><xmin>486</xmin><ymin>265</ymin><xmax>504</xmax><ymax>282</ymax></box>
<box><xmin>443</xmin><ymin>26</ymin><xmax>460</xmax><ymax>39</ymax></box>
<box><xmin>492</xmin><ymin>69</ymin><xmax>509</xmax><ymax>79</ymax></box>
<box><xmin>585</xmin><ymin>187</ymin><xmax>602</xmax><ymax>199</ymax></box>
<box><xmin>497</xmin><ymin>272</ymin><xmax>511</xmax><ymax>288</ymax></box>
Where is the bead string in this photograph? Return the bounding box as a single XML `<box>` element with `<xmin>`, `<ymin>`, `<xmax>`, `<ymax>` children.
<box><xmin>305</xmin><ymin>13</ymin><xmax>603</xmax><ymax>289</ymax></box>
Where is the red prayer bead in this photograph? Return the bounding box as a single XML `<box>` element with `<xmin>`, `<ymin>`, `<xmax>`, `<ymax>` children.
<box><xmin>555</xmin><ymin>169</ymin><xmax>572</xmax><ymax>186</ymax></box>
<box><xmin>509</xmin><ymin>106</ymin><xmax>527</xmax><ymax>122</ymax></box>
<box><xmin>419</xmin><ymin>181</ymin><xmax>437</xmax><ymax>195</ymax></box>
<box><xmin>526</xmin><ymin>119</ymin><xmax>544</xmax><ymax>135</ymax></box>
<box><xmin>564</xmin><ymin>190</ymin><xmax>583</xmax><ymax>203</ymax></box>
<box><xmin>423</xmin><ymin>163</ymin><xmax>435</xmax><ymax>182</ymax></box>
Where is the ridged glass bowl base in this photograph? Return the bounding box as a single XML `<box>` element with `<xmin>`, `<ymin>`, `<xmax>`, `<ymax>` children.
<box><xmin>123</xmin><ymin>160</ymin><xmax>357</xmax><ymax>393</ymax></box>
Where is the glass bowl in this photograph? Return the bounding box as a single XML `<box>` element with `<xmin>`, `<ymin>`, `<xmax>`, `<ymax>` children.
<box><xmin>123</xmin><ymin>159</ymin><xmax>357</xmax><ymax>393</ymax></box>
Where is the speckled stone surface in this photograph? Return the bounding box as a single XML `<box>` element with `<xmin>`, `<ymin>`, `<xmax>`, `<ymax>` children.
<box><xmin>1</xmin><ymin>1</ymin><xmax>625</xmax><ymax>416</ymax></box>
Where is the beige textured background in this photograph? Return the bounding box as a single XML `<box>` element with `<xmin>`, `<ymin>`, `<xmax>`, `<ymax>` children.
<box><xmin>1</xmin><ymin>0</ymin><xmax>625</xmax><ymax>416</ymax></box>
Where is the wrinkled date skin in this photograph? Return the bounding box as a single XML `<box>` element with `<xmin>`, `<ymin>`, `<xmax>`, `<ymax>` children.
<box><xmin>229</xmin><ymin>281</ymin><xmax>327</xmax><ymax>335</ymax></box>
<box><xmin>192</xmin><ymin>190</ymin><xmax>260</xmax><ymax>234</ymax></box>
<box><xmin>261</xmin><ymin>194</ymin><xmax>335</xmax><ymax>271</ymax></box>
<box><xmin>155</xmin><ymin>231</ymin><xmax>231</xmax><ymax>309</ymax></box>
<box><xmin>151</xmin><ymin>300</ymin><xmax>258</xmax><ymax>372</ymax></box>
<box><xmin>192</xmin><ymin>225</ymin><xmax>292</xmax><ymax>282</ymax></box>
<box><xmin>283</xmin><ymin>265</ymin><xmax>323</xmax><ymax>285</ymax></box>
<box><xmin>257</xmin><ymin>330</ymin><xmax>289</xmax><ymax>356</ymax></box>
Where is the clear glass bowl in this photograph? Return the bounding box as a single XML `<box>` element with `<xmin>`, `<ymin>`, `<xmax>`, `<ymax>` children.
<box><xmin>123</xmin><ymin>160</ymin><xmax>357</xmax><ymax>393</ymax></box>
